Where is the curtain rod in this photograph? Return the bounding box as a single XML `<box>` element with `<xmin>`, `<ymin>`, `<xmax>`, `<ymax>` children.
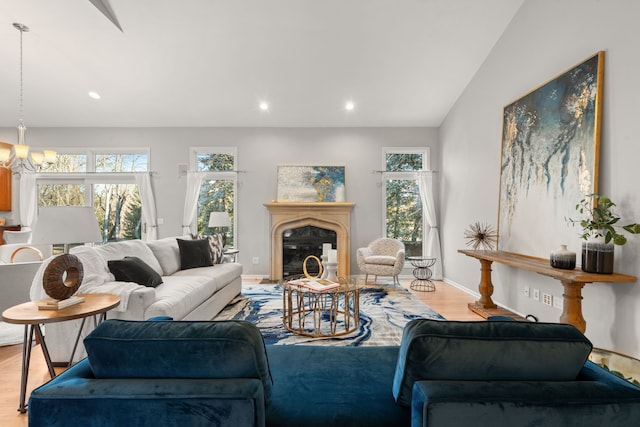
<box><xmin>371</xmin><ymin>170</ymin><xmax>437</xmax><ymax>174</ymax></box>
<box><xmin>31</xmin><ymin>171</ymin><xmax>158</xmax><ymax>178</ymax></box>
<box><xmin>190</xmin><ymin>170</ymin><xmax>247</xmax><ymax>174</ymax></box>
<box><xmin>32</xmin><ymin>171</ymin><xmax>157</xmax><ymax>174</ymax></box>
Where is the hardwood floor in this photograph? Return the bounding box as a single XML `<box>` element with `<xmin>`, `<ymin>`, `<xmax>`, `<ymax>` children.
<box><xmin>0</xmin><ymin>278</ymin><xmax>481</xmax><ymax>426</ymax></box>
<box><xmin>400</xmin><ymin>279</ymin><xmax>483</xmax><ymax>321</ymax></box>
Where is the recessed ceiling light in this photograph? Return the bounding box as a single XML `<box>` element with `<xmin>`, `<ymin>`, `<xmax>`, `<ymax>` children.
<box><xmin>259</xmin><ymin>101</ymin><xmax>269</xmax><ymax>111</ymax></box>
<box><xmin>88</xmin><ymin>91</ymin><xmax>101</xmax><ymax>100</ymax></box>
<box><xmin>345</xmin><ymin>101</ymin><xmax>355</xmax><ymax>111</ymax></box>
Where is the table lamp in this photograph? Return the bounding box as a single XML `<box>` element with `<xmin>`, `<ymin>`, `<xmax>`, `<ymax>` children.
<box><xmin>31</xmin><ymin>206</ymin><xmax>102</xmax><ymax>307</ymax></box>
<box><xmin>208</xmin><ymin>211</ymin><xmax>231</xmax><ymax>248</ymax></box>
<box><xmin>32</xmin><ymin>206</ymin><xmax>102</xmax><ymax>254</ymax></box>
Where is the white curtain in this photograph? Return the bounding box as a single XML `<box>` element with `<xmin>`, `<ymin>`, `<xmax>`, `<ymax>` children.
<box><xmin>135</xmin><ymin>173</ymin><xmax>158</xmax><ymax>241</ymax></box>
<box><xmin>418</xmin><ymin>172</ymin><xmax>443</xmax><ymax>279</ymax></box>
<box><xmin>19</xmin><ymin>172</ymin><xmax>38</xmax><ymax>231</ymax></box>
<box><xmin>182</xmin><ymin>171</ymin><xmax>202</xmax><ymax>235</ymax></box>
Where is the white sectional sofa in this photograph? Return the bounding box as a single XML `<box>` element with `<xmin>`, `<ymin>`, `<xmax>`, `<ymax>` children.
<box><xmin>29</xmin><ymin>236</ymin><xmax>242</xmax><ymax>364</ymax></box>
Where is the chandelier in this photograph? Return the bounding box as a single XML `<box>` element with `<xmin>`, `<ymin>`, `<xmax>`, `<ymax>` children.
<box><xmin>0</xmin><ymin>23</ymin><xmax>56</xmax><ymax>173</ymax></box>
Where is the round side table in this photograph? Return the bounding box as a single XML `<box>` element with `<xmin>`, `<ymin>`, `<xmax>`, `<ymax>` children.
<box><xmin>224</xmin><ymin>248</ymin><xmax>239</xmax><ymax>262</ymax></box>
<box><xmin>282</xmin><ymin>277</ymin><xmax>364</xmax><ymax>338</ymax></box>
<box><xmin>2</xmin><ymin>293</ymin><xmax>120</xmax><ymax>413</ymax></box>
<box><xmin>407</xmin><ymin>256</ymin><xmax>437</xmax><ymax>292</ymax></box>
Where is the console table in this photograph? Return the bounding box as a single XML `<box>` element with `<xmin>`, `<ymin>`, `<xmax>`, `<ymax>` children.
<box><xmin>458</xmin><ymin>250</ymin><xmax>636</xmax><ymax>333</ymax></box>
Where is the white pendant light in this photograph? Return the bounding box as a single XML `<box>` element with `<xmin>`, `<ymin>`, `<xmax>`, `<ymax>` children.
<box><xmin>0</xmin><ymin>23</ymin><xmax>57</xmax><ymax>174</ymax></box>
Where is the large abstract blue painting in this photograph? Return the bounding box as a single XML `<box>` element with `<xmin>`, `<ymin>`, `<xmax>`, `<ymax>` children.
<box><xmin>277</xmin><ymin>165</ymin><xmax>346</xmax><ymax>202</ymax></box>
<box><xmin>498</xmin><ymin>52</ymin><xmax>603</xmax><ymax>256</ymax></box>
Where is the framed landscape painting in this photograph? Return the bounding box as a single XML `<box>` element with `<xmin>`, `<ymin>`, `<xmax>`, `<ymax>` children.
<box><xmin>277</xmin><ymin>165</ymin><xmax>346</xmax><ymax>202</ymax></box>
<box><xmin>498</xmin><ymin>52</ymin><xmax>604</xmax><ymax>256</ymax></box>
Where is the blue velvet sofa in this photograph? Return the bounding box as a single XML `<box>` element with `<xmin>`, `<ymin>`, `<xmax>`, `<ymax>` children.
<box><xmin>28</xmin><ymin>318</ymin><xmax>640</xmax><ymax>427</ymax></box>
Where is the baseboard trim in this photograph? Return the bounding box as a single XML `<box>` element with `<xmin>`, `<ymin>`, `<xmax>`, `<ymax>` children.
<box><xmin>443</xmin><ymin>276</ymin><xmax>527</xmax><ymax>320</ymax></box>
<box><xmin>442</xmin><ymin>277</ymin><xmax>479</xmax><ymax>297</ymax></box>
<box><xmin>241</xmin><ymin>274</ymin><xmax>266</xmax><ymax>281</ymax></box>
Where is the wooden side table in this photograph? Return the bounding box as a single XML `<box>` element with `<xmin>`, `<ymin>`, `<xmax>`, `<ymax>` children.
<box><xmin>2</xmin><ymin>293</ymin><xmax>120</xmax><ymax>413</ymax></box>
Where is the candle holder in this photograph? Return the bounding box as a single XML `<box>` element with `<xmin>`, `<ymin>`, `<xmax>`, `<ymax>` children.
<box><xmin>325</xmin><ymin>262</ymin><xmax>338</xmax><ymax>282</ymax></box>
<box><xmin>320</xmin><ymin>255</ymin><xmax>329</xmax><ymax>279</ymax></box>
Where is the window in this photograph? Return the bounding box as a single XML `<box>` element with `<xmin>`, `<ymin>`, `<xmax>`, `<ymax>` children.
<box><xmin>382</xmin><ymin>148</ymin><xmax>430</xmax><ymax>257</ymax></box>
<box><xmin>190</xmin><ymin>147</ymin><xmax>237</xmax><ymax>247</ymax></box>
<box><xmin>37</xmin><ymin>149</ymin><xmax>149</xmax><ymax>243</ymax></box>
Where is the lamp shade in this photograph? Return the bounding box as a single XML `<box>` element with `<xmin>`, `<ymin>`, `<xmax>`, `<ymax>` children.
<box><xmin>32</xmin><ymin>206</ymin><xmax>102</xmax><ymax>245</ymax></box>
<box><xmin>0</xmin><ymin>147</ymin><xmax>10</xmax><ymax>162</ymax></box>
<box><xmin>14</xmin><ymin>143</ymin><xmax>29</xmax><ymax>159</ymax></box>
<box><xmin>208</xmin><ymin>211</ymin><xmax>231</xmax><ymax>228</ymax></box>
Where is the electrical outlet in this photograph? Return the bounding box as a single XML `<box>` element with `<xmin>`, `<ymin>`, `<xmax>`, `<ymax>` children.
<box><xmin>252</xmin><ymin>257</ymin><xmax>260</xmax><ymax>265</ymax></box>
<box><xmin>553</xmin><ymin>295</ymin><xmax>564</xmax><ymax>310</ymax></box>
<box><xmin>533</xmin><ymin>288</ymin><xmax>540</xmax><ymax>301</ymax></box>
<box><xmin>524</xmin><ymin>286</ymin><xmax>530</xmax><ymax>297</ymax></box>
<box><xmin>177</xmin><ymin>163</ymin><xmax>188</xmax><ymax>178</ymax></box>
<box><xmin>542</xmin><ymin>293</ymin><xmax>552</xmax><ymax>306</ymax></box>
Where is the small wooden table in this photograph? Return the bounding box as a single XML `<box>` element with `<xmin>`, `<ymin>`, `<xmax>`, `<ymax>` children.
<box><xmin>458</xmin><ymin>250</ymin><xmax>636</xmax><ymax>332</ymax></box>
<box><xmin>2</xmin><ymin>293</ymin><xmax>120</xmax><ymax>413</ymax></box>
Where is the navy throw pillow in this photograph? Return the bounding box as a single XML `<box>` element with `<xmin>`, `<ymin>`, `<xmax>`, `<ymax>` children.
<box><xmin>108</xmin><ymin>256</ymin><xmax>163</xmax><ymax>287</ymax></box>
<box><xmin>177</xmin><ymin>238</ymin><xmax>213</xmax><ymax>270</ymax></box>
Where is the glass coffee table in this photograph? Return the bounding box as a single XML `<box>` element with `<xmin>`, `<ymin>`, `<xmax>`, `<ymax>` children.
<box><xmin>282</xmin><ymin>277</ymin><xmax>365</xmax><ymax>338</ymax></box>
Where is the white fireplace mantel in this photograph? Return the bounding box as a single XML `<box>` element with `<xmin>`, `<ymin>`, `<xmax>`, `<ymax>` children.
<box><xmin>264</xmin><ymin>202</ymin><xmax>355</xmax><ymax>281</ymax></box>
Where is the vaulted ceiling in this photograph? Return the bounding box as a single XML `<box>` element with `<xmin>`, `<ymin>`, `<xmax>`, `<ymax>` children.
<box><xmin>0</xmin><ymin>0</ymin><xmax>523</xmax><ymax>128</ymax></box>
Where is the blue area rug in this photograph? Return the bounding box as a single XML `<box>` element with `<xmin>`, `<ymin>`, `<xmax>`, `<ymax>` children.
<box><xmin>215</xmin><ymin>284</ymin><xmax>445</xmax><ymax>346</ymax></box>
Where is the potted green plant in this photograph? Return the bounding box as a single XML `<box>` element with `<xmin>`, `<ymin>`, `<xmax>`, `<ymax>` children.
<box><xmin>568</xmin><ymin>194</ymin><xmax>640</xmax><ymax>273</ymax></box>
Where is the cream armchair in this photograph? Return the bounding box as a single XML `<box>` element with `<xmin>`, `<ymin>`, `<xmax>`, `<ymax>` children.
<box><xmin>356</xmin><ymin>238</ymin><xmax>405</xmax><ymax>286</ymax></box>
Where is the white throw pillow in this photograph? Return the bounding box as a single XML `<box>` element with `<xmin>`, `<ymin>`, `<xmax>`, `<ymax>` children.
<box><xmin>94</xmin><ymin>240</ymin><xmax>163</xmax><ymax>276</ymax></box>
<box><xmin>146</xmin><ymin>237</ymin><xmax>182</xmax><ymax>276</ymax></box>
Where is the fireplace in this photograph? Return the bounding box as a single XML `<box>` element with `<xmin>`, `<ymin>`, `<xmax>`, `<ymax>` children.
<box><xmin>264</xmin><ymin>202</ymin><xmax>355</xmax><ymax>280</ymax></box>
<box><xmin>282</xmin><ymin>225</ymin><xmax>337</xmax><ymax>278</ymax></box>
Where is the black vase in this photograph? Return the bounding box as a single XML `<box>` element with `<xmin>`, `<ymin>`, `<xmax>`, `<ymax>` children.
<box><xmin>581</xmin><ymin>238</ymin><xmax>614</xmax><ymax>274</ymax></box>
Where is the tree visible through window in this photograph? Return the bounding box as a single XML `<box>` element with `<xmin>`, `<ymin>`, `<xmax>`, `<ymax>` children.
<box><xmin>94</xmin><ymin>153</ymin><xmax>147</xmax><ymax>241</ymax></box>
<box><xmin>37</xmin><ymin>150</ymin><xmax>148</xmax><ymax>243</ymax></box>
<box><xmin>384</xmin><ymin>150</ymin><xmax>428</xmax><ymax>257</ymax></box>
<box><xmin>192</xmin><ymin>148</ymin><xmax>237</xmax><ymax>247</ymax></box>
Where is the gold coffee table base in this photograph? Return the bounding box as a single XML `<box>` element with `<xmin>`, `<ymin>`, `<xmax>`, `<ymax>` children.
<box><xmin>282</xmin><ymin>280</ymin><xmax>362</xmax><ymax>338</ymax></box>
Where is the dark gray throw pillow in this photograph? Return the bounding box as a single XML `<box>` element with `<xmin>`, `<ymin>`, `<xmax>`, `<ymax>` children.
<box><xmin>177</xmin><ymin>238</ymin><xmax>213</xmax><ymax>270</ymax></box>
<box><xmin>108</xmin><ymin>256</ymin><xmax>164</xmax><ymax>287</ymax></box>
<box><xmin>191</xmin><ymin>233</ymin><xmax>225</xmax><ymax>264</ymax></box>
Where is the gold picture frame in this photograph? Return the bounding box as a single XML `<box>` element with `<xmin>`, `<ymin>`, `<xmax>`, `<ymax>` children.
<box><xmin>498</xmin><ymin>52</ymin><xmax>604</xmax><ymax>255</ymax></box>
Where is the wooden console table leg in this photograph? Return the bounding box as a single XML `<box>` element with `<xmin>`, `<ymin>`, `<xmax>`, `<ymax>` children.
<box><xmin>559</xmin><ymin>280</ymin><xmax>586</xmax><ymax>333</ymax></box>
<box><xmin>467</xmin><ymin>259</ymin><xmax>498</xmax><ymax>318</ymax></box>
<box><xmin>476</xmin><ymin>259</ymin><xmax>497</xmax><ymax>309</ymax></box>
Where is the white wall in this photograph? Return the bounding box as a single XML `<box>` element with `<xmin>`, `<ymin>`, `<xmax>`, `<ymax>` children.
<box><xmin>0</xmin><ymin>127</ymin><xmax>438</xmax><ymax>277</ymax></box>
<box><xmin>440</xmin><ymin>0</ymin><xmax>640</xmax><ymax>358</ymax></box>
